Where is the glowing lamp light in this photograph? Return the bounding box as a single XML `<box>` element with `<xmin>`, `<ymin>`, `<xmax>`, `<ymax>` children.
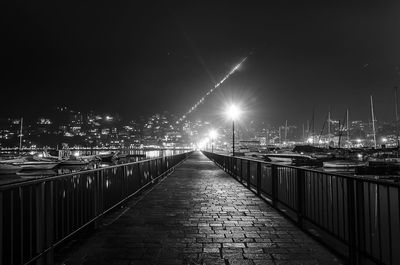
<box><xmin>382</xmin><ymin>137</ymin><xmax>388</xmax><ymax>143</ymax></box>
<box><xmin>209</xmin><ymin>129</ymin><xmax>218</xmax><ymax>140</ymax></box>
<box><xmin>356</xmin><ymin>139</ymin><xmax>362</xmax><ymax>143</ymax></box>
<box><xmin>198</xmin><ymin>138</ymin><xmax>210</xmax><ymax>149</ymax></box>
<box><xmin>226</xmin><ymin>104</ymin><xmax>241</xmax><ymax>121</ymax></box>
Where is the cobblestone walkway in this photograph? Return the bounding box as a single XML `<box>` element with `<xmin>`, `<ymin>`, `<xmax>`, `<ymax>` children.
<box><xmin>59</xmin><ymin>152</ymin><xmax>342</xmax><ymax>265</ymax></box>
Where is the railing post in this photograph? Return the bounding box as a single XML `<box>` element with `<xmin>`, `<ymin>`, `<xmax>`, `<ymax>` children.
<box><xmin>256</xmin><ymin>162</ymin><xmax>261</xmax><ymax>196</ymax></box>
<box><xmin>45</xmin><ymin>182</ymin><xmax>54</xmax><ymax>264</ymax></box>
<box><xmin>240</xmin><ymin>160</ymin><xmax>243</xmax><ymax>182</ymax></box>
<box><xmin>355</xmin><ymin>180</ymin><xmax>365</xmax><ymax>264</ymax></box>
<box><xmin>0</xmin><ymin>192</ymin><xmax>2</xmax><ymax>265</ymax></box>
<box><xmin>271</xmin><ymin>164</ymin><xmax>278</xmax><ymax>208</ymax></box>
<box><xmin>347</xmin><ymin>178</ymin><xmax>358</xmax><ymax>265</ymax></box>
<box><xmin>296</xmin><ymin>168</ymin><xmax>304</xmax><ymax>228</ymax></box>
<box><xmin>247</xmin><ymin>161</ymin><xmax>251</xmax><ymax>189</ymax></box>
<box><xmin>35</xmin><ymin>183</ymin><xmax>45</xmax><ymax>265</ymax></box>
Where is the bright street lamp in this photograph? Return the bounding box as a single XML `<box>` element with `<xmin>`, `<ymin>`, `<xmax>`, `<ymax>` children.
<box><xmin>209</xmin><ymin>129</ymin><xmax>218</xmax><ymax>153</ymax></box>
<box><xmin>225</xmin><ymin>104</ymin><xmax>242</xmax><ymax>156</ymax></box>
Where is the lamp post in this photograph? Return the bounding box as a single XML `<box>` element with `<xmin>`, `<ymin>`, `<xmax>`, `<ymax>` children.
<box><xmin>226</xmin><ymin>105</ymin><xmax>241</xmax><ymax>156</ymax></box>
<box><xmin>209</xmin><ymin>129</ymin><xmax>218</xmax><ymax>153</ymax></box>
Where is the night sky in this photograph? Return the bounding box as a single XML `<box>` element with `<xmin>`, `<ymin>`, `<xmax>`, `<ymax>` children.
<box><xmin>2</xmin><ymin>1</ymin><xmax>400</xmax><ymax>126</ymax></box>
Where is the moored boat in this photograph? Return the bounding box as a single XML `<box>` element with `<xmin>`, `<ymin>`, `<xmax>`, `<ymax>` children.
<box><xmin>323</xmin><ymin>160</ymin><xmax>366</xmax><ymax>169</ymax></box>
<box><xmin>1</xmin><ymin>156</ymin><xmax>60</xmax><ymax>170</ymax></box>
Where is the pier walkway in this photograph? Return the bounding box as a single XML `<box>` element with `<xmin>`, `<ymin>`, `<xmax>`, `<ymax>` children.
<box><xmin>57</xmin><ymin>152</ymin><xmax>341</xmax><ymax>265</ymax></box>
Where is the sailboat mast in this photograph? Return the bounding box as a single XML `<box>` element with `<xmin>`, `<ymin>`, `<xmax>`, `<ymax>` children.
<box><xmin>346</xmin><ymin>109</ymin><xmax>350</xmax><ymax>144</ymax></box>
<box><xmin>279</xmin><ymin>126</ymin><xmax>281</xmax><ymax>144</ymax></box>
<box><xmin>19</xmin><ymin>117</ymin><xmax>23</xmax><ymax>151</ymax></box>
<box><xmin>312</xmin><ymin>108</ymin><xmax>315</xmax><ymax>145</ymax></box>
<box><xmin>338</xmin><ymin>119</ymin><xmax>341</xmax><ymax>148</ymax></box>
<box><xmin>328</xmin><ymin>111</ymin><xmax>331</xmax><ymax>144</ymax></box>
<box><xmin>284</xmin><ymin>120</ymin><xmax>288</xmax><ymax>143</ymax></box>
<box><xmin>370</xmin><ymin>95</ymin><xmax>377</xmax><ymax>149</ymax></box>
<box><xmin>395</xmin><ymin>87</ymin><xmax>399</xmax><ymax>148</ymax></box>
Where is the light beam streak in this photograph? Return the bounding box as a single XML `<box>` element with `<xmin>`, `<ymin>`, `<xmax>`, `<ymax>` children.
<box><xmin>176</xmin><ymin>56</ymin><xmax>248</xmax><ymax>124</ymax></box>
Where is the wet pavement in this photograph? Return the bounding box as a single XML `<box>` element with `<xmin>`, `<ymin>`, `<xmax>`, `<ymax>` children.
<box><xmin>57</xmin><ymin>151</ymin><xmax>342</xmax><ymax>265</ymax></box>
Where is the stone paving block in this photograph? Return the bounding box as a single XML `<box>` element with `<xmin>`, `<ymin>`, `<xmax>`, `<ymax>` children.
<box><xmin>56</xmin><ymin>152</ymin><xmax>342</xmax><ymax>265</ymax></box>
<box><xmin>228</xmin><ymin>259</ymin><xmax>255</xmax><ymax>265</ymax></box>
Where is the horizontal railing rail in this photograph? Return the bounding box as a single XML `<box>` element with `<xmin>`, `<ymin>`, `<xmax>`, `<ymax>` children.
<box><xmin>202</xmin><ymin>151</ymin><xmax>400</xmax><ymax>265</ymax></box>
<box><xmin>0</xmin><ymin>151</ymin><xmax>193</xmax><ymax>265</ymax></box>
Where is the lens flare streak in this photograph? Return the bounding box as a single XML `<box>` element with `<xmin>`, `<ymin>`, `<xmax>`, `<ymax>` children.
<box><xmin>177</xmin><ymin>56</ymin><xmax>248</xmax><ymax>124</ymax></box>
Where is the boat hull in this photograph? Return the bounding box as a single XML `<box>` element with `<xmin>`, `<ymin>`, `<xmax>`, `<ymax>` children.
<box><xmin>323</xmin><ymin>161</ymin><xmax>366</xmax><ymax>169</ymax></box>
<box><xmin>16</xmin><ymin>162</ymin><xmax>59</xmax><ymax>170</ymax></box>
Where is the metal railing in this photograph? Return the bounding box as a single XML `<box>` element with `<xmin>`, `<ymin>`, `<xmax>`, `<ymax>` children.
<box><xmin>0</xmin><ymin>151</ymin><xmax>192</xmax><ymax>265</ymax></box>
<box><xmin>202</xmin><ymin>151</ymin><xmax>400</xmax><ymax>265</ymax></box>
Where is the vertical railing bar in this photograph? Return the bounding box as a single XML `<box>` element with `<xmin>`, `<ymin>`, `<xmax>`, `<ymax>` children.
<box><xmin>247</xmin><ymin>161</ymin><xmax>251</xmax><ymax>189</ymax></box>
<box><xmin>329</xmin><ymin>176</ymin><xmax>333</xmax><ymax>232</ymax></box>
<box><xmin>54</xmin><ymin>181</ymin><xmax>58</xmax><ymax>244</ymax></box>
<box><xmin>356</xmin><ymin>180</ymin><xmax>366</xmax><ymax>259</ymax></box>
<box><xmin>336</xmin><ymin>176</ymin><xmax>340</xmax><ymax>238</ymax></box>
<box><xmin>257</xmin><ymin>162</ymin><xmax>261</xmax><ymax>196</ymax></box>
<box><xmin>240</xmin><ymin>159</ymin><xmax>243</xmax><ymax>182</ymax></box>
<box><xmin>325</xmin><ymin>175</ymin><xmax>328</xmax><ymax>231</ymax></box>
<box><xmin>386</xmin><ymin>186</ymin><xmax>392</xmax><ymax>265</ymax></box>
<box><xmin>0</xmin><ymin>192</ymin><xmax>3</xmax><ymax>265</ymax></box>
<box><xmin>313</xmin><ymin>174</ymin><xmax>316</xmax><ymax>223</ymax></box>
<box><xmin>271</xmin><ymin>165</ymin><xmax>277</xmax><ymax>207</ymax></box>
<box><xmin>317</xmin><ymin>174</ymin><xmax>321</xmax><ymax>226</ymax></box>
<box><xmin>347</xmin><ymin>179</ymin><xmax>357</xmax><ymax>264</ymax></box>
<box><xmin>297</xmin><ymin>168</ymin><xmax>304</xmax><ymax>228</ymax></box>
<box><xmin>377</xmin><ymin>185</ymin><xmax>382</xmax><ymax>263</ymax></box>
<box><xmin>323</xmin><ymin>175</ymin><xmax>327</xmax><ymax>229</ymax></box>
<box><xmin>35</xmin><ymin>184</ymin><xmax>44</xmax><ymax>265</ymax></box>
<box><xmin>61</xmin><ymin>180</ymin><xmax>65</xmax><ymax>240</ymax></box>
<box><xmin>342</xmin><ymin>178</ymin><xmax>346</xmax><ymax>242</ymax></box>
<box><xmin>29</xmin><ymin>186</ymin><xmax>33</xmax><ymax>260</ymax></box>
<box><xmin>45</xmin><ymin>181</ymin><xmax>54</xmax><ymax>264</ymax></box>
<box><xmin>66</xmin><ymin>179</ymin><xmax>70</xmax><ymax>235</ymax></box>
<box><xmin>10</xmin><ymin>190</ymin><xmax>14</xmax><ymax>265</ymax></box>
<box><xmin>19</xmin><ymin>187</ymin><xmax>23</xmax><ymax>265</ymax></box>
<box><xmin>368</xmin><ymin>182</ymin><xmax>373</xmax><ymax>255</ymax></box>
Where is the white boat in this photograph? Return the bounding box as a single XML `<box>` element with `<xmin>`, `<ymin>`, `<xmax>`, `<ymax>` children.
<box><xmin>323</xmin><ymin>160</ymin><xmax>366</xmax><ymax>169</ymax></box>
<box><xmin>265</xmin><ymin>153</ymin><xmax>313</xmax><ymax>163</ymax></box>
<box><xmin>59</xmin><ymin>157</ymin><xmax>90</xmax><ymax>166</ymax></box>
<box><xmin>14</xmin><ymin>160</ymin><xmax>59</xmax><ymax>170</ymax></box>
<box><xmin>1</xmin><ymin>157</ymin><xmax>59</xmax><ymax>170</ymax></box>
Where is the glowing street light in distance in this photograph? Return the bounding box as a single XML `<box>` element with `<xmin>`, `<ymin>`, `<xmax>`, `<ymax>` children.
<box><xmin>225</xmin><ymin>104</ymin><xmax>241</xmax><ymax>121</ymax></box>
<box><xmin>209</xmin><ymin>129</ymin><xmax>218</xmax><ymax>139</ymax></box>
